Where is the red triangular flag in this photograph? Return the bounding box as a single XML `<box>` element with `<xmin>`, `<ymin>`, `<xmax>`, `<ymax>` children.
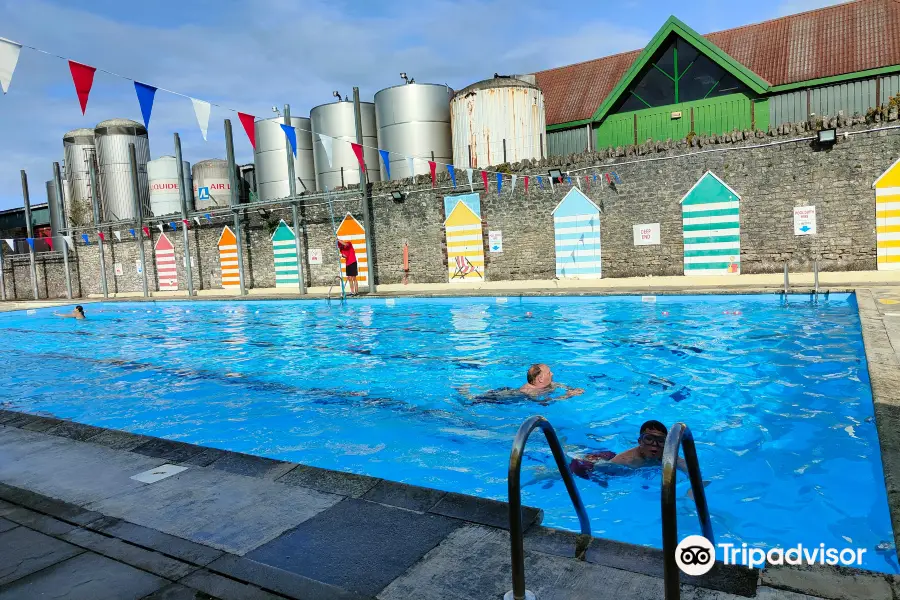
<box><xmin>605</xmin><ymin>173</ymin><xmax>612</xmax><ymax>184</ymax></box>
<box><xmin>481</xmin><ymin>170</ymin><xmax>489</xmax><ymax>191</ymax></box>
<box><xmin>585</xmin><ymin>175</ymin><xmax>590</xmax><ymax>190</ymax></box>
<box><xmin>68</xmin><ymin>60</ymin><xmax>96</xmax><ymax>115</ymax></box>
<box><xmin>524</xmin><ymin>176</ymin><xmax>529</xmax><ymax>193</ymax></box>
<box><xmin>350</xmin><ymin>142</ymin><xmax>366</xmax><ymax>172</ymax></box>
<box><xmin>142</xmin><ymin>226</ymin><xmax>150</xmax><ymax>238</ymax></box>
<box><xmin>238</xmin><ymin>112</ymin><xmax>256</xmax><ymax>149</ymax></box>
<box><xmin>97</xmin><ymin>231</ymin><xmax>105</xmax><ymax>242</ymax></box>
<box><xmin>182</xmin><ymin>218</ymin><xmax>189</xmax><ymax>229</ymax></box>
<box><xmin>428</xmin><ymin>161</ymin><xmax>436</xmax><ymax>187</ymax></box>
<box><xmin>45</xmin><ymin>236</ymin><xmax>53</xmax><ymax>251</ymax></box>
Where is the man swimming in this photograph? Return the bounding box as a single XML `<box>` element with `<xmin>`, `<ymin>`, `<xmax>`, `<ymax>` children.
<box><xmin>458</xmin><ymin>363</ymin><xmax>584</xmax><ymax>405</ymax></box>
<box><xmin>55</xmin><ymin>305</ymin><xmax>85</xmax><ymax>320</ymax></box>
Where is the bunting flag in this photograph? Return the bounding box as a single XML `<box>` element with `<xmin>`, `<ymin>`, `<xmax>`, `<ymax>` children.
<box><xmin>379</xmin><ymin>149</ymin><xmax>391</xmax><ymax>180</ymax></box>
<box><xmin>113</xmin><ymin>230</ymin><xmax>122</xmax><ymax>241</ymax></box>
<box><xmin>68</xmin><ymin>60</ymin><xmax>96</xmax><ymax>115</ymax></box>
<box><xmin>466</xmin><ymin>168</ymin><xmax>474</xmax><ymax>192</ymax></box>
<box><xmin>45</xmin><ymin>237</ymin><xmax>53</xmax><ymax>251</ymax></box>
<box><xmin>0</xmin><ymin>37</ymin><xmax>22</xmax><ymax>94</ymax></box>
<box><xmin>481</xmin><ymin>170</ymin><xmax>489</xmax><ymax>192</ymax></box>
<box><xmin>510</xmin><ymin>174</ymin><xmax>517</xmax><ymax>194</ymax></box>
<box><xmin>81</xmin><ymin>234</ymin><xmax>90</xmax><ymax>244</ymax></box>
<box><xmin>129</xmin><ymin>228</ymin><xmax>136</xmax><ymax>237</ymax></box>
<box><xmin>566</xmin><ymin>175</ymin><xmax>572</xmax><ymax>185</ymax></box>
<box><xmin>64</xmin><ymin>236</ymin><xmax>74</xmax><ymax>250</ymax></box>
<box><xmin>191</xmin><ymin>98</ymin><xmax>211</xmax><ymax>141</ymax></box>
<box><xmin>26</xmin><ymin>237</ymin><xmax>34</xmax><ymax>250</ymax></box>
<box><xmin>134</xmin><ymin>82</ymin><xmax>156</xmax><ymax>129</ymax></box>
<box><xmin>524</xmin><ymin>176</ymin><xmax>530</xmax><ymax>193</ymax></box>
<box><xmin>576</xmin><ymin>177</ymin><xmax>582</xmax><ymax>190</ymax></box>
<box><xmin>97</xmin><ymin>231</ymin><xmax>105</xmax><ymax>242</ymax></box>
<box><xmin>280</xmin><ymin>124</ymin><xmax>297</xmax><ymax>157</ymax></box>
<box><xmin>169</xmin><ymin>221</ymin><xmax>178</xmax><ymax>231</ymax></box>
<box><xmin>585</xmin><ymin>175</ymin><xmax>590</xmax><ymax>191</ymax></box>
<box><xmin>605</xmin><ymin>173</ymin><xmax>612</xmax><ymax>184</ymax></box>
<box><xmin>3</xmin><ymin>239</ymin><xmax>13</xmax><ymax>251</ymax></box>
<box><xmin>347</xmin><ymin>142</ymin><xmax>365</xmax><ymax>172</ymax></box>
<box><xmin>406</xmin><ymin>157</ymin><xmax>415</xmax><ymax>179</ymax></box>
<box><xmin>204</xmin><ymin>213</ymin><xmax>212</xmax><ymax>223</ymax></box>
<box><xmin>612</xmin><ymin>172</ymin><xmax>622</xmax><ymax>184</ymax></box>
<box><xmin>537</xmin><ymin>175</ymin><xmax>544</xmax><ymax>189</ymax></box>
<box><xmin>182</xmin><ymin>218</ymin><xmax>189</xmax><ymax>228</ymax></box>
<box><xmin>318</xmin><ymin>134</ymin><xmax>333</xmax><ymax>168</ymax></box>
<box><xmin>496</xmin><ymin>173</ymin><xmax>503</xmax><ymax>194</ymax></box>
<box><xmin>549</xmin><ymin>175</ymin><xmax>554</xmax><ymax>190</ymax></box>
<box><xmin>157</xmin><ymin>223</ymin><xmax>164</xmax><ymax>233</ymax></box>
<box><xmin>428</xmin><ymin>161</ymin><xmax>436</xmax><ymax>187</ymax></box>
<box><xmin>593</xmin><ymin>172</ymin><xmax>599</xmax><ymax>182</ymax></box>
<box><xmin>238</xmin><ymin>112</ymin><xmax>256</xmax><ymax>149</ymax></box>
<box><xmin>447</xmin><ymin>164</ymin><xmax>457</xmax><ymax>188</ymax></box>
<box><xmin>142</xmin><ymin>226</ymin><xmax>150</xmax><ymax>238</ymax></box>
<box><xmin>193</xmin><ymin>216</ymin><xmax>202</xmax><ymax>226</ymax></box>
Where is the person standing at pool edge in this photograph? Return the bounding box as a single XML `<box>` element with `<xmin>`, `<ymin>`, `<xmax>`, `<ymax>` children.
<box><xmin>337</xmin><ymin>239</ymin><xmax>359</xmax><ymax>296</ymax></box>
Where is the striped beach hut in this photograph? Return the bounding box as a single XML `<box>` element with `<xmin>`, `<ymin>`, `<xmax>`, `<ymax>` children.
<box><xmin>271</xmin><ymin>220</ymin><xmax>300</xmax><ymax>288</ymax></box>
<box><xmin>336</xmin><ymin>214</ymin><xmax>368</xmax><ymax>286</ymax></box>
<box><xmin>680</xmin><ymin>171</ymin><xmax>741</xmax><ymax>276</ymax></box>
<box><xmin>874</xmin><ymin>158</ymin><xmax>900</xmax><ymax>270</ymax></box>
<box><xmin>217</xmin><ymin>226</ymin><xmax>240</xmax><ymax>289</ymax></box>
<box><xmin>154</xmin><ymin>234</ymin><xmax>178</xmax><ymax>291</ymax></box>
<box><xmin>444</xmin><ymin>199</ymin><xmax>485</xmax><ymax>282</ymax></box>
<box><xmin>552</xmin><ymin>188</ymin><xmax>602</xmax><ymax>279</ymax></box>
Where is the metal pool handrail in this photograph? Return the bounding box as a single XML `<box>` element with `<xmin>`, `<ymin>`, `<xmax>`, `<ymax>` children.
<box><xmin>327</xmin><ymin>276</ymin><xmax>345</xmax><ymax>303</ymax></box>
<box><xmin>507</xmin><ymin>416</ymin><xmax>591</xmax><ymax>600</ymax></box>
<box><xmin>662</xmin><ymin>422</ymin><xmax>715</xmax><ymax>600</ymax></box>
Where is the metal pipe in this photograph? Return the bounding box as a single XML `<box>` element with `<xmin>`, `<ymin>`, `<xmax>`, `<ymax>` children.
<box><xmin>0</xmin><ymin>224</ymin><xmax>5</xmax><ymax>301</ymax></box>
<box><xmin>129</xmin><ymin>143</ymin><xmax>149</xmax><ymax>297</ymax></box>
<box><xmin>174</xmin><ymin>133</ymin><xmax>194</xmax><ymax>297</ymax></box>
<box><xmin>662</xmin><ymin>423</ymin><xmax>714</xmax><ymax>600</ymax></box>
<box><xmin>53</xmin><ymin>162</ymin><xmax>72</xmax><ymax>299</ymax></box>
<box><xmin>284</xmin><ymin>104</ymin><xmax>306</xmax><ymax>295</ymax></box>
<box><xmin>325</xmin><ymin>188</ymin><xmax>346</xmax><ymax>302</ymax></box>
<box><xmin>814</xmin><ymin>259</ymin><xmax>819</xmax><ymax>294</ymax></box>
<box><xmin>353</xmin><ymin>86</ymin><xmax>376</xmax><ymax>293</ymax></box>
<box><xmin>507</xmin><ymin>416</ymin><xmax>591</xmax><ymax>600</ymax></box>
<box><xmin>224</xmin><ymin>119</ymin><xmax>247</xmax><ymax>296</ymax></box>
<box><xmin>783</xmin><ymin>262</ymin><xmax>789</xmax><ymax>295</ymax></box>
<box><xmin>87</xmin><ymin>156</ymin><xmax>109</xmax><ymax>298</ymax></box>
<box><xmin>20</xmin><ymin>170</ymin><xmax>39</xmax><ymax>300</ymax></box>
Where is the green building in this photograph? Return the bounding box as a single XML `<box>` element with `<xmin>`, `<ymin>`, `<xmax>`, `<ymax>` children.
<box><xmin>533</xmin><ymin>0</ymin><xmax>900</xmax><ymax>155</ymax></box>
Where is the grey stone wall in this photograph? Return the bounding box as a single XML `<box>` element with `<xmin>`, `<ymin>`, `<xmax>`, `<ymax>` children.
<box><xmin>1</xmin><ymin>121</ymin><xmax>898</xmax><ymax>299</ymax></box>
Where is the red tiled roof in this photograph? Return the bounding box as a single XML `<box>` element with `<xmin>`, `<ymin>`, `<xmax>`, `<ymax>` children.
<box><xmin>534</xmin><ymin>0</ymin><xmax>900</xmax><ymax>125</ymax></box>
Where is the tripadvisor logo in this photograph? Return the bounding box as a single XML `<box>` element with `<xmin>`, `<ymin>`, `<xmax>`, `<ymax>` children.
<box><xmin>675</xmin><ymin>535</ymin><xmax>868</xmax><ymax>574</ymax></box>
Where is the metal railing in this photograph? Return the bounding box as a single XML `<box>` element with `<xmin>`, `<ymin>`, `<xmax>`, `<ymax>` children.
<box><xmin>662</xmin><ymin>423</ymin><xmax>714</xmax><ymax>600</ymax></box>
<box><xmin>327</xmin><ymin>275</ymin><xmax>345</xmax><ymax>303</ymax></box>
<box><xmin>507</xmin><ymin>416</ymin><xmax>591</xmax><ymax>600</ymax></box>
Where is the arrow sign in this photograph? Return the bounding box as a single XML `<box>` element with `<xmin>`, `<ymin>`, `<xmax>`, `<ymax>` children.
<box><xmin>799</xmin><ymin>225</ymin><xmax>811</xmax><ymax>232</ymax></box>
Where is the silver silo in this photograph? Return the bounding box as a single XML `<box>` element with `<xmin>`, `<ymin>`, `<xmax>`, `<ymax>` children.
<box><xmin>94</xmin><ymin>118</ymin><xmax>150</xmax><ymax>221</ymax></box>
<box><xmin>147</xmin><ymin>156</ymin><xmax>183</xmax><ymax>217</ymax></box>
<box><xmin>254</xmin><ymin>116</ymin><xmax>316</xmax><ymax>201</ymax></box>
<box><xmin>375</xmin><ymin>82</ymin><xmax>453</xmax><ymax>180</ymax></box>
<box><xmin>192</xmin><ymin>159</ymin><xmax>234</xmax><ymax>209</ymax></box>
<box><xmin>62</xmin><ymin>128</ymin><xmax>96</xmax><ymax>226</ymax></box>
<box><xmin>310</xmin><ymin>100</ymin><xmax>381</xmax><ymax>190</ymax></box>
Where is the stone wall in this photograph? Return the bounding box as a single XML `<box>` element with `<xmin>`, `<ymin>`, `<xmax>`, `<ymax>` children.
<box><xmin>1</xmin><ymin>120</ymin><xmax>898</xmax><ymax>299</ymax></box>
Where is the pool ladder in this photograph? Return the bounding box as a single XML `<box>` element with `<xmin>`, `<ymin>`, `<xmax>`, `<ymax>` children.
<box><xmin>327</xmin><ymin>275</ymin><xmax>346</xmax><ymax>303</ymax></box>
<box><xmin>505</xmin><ymin>418</ymin><xmax>714</xmax><ymax>600</ymax></box>
<box><xmin>781</xmin><ymin>260</ymin><xmax>826</xmax><ymax>305</ymax></box>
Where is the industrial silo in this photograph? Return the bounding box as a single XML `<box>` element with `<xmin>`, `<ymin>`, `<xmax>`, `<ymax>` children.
<box><xmin>375</xmin><ymin>82</ymin><xmax>452</xmax><ymax>180</ymax></box>
<box><xmin>147</xmin><ymin>156</ymin><xmax>183</xmax><ymax>217</ymax></box>
<box><xmin>254</xmin><ymin>116</ymin><xmax>316</xmax><ymax>201</ymax></box>
<box><xmin>192</xmin><ymin>159</ymin><xmax>234</xmax><ymax>209</ymax></box>
<box><xmin>310</xmin><ymin>100</ymin><xmax>381</xmax><ymax>190</ymax></box>
<box><xmin>94</xmin><ymin>119</ymin><xmax>150</xmax><ymax>221</ymax></box>
<box><xmin>450</xmin><ymin>75</ymin><xmax>547</xmax><ymax>169</ymax></box>
<box><xmin>62</xmin><ymin>128</ymin><xmax>96</xmax><ymax>227</ymax></box>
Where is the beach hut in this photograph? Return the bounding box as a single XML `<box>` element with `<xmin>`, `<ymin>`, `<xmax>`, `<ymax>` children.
<box><xmin>552</xmin><ymin>187</ymin><xmax>602</xmax><ymax>279</ymax></box>
<box><xmin>680</xmin><ymin>171</ymin><xmax>741</xmax><ymax>276</ymax></box>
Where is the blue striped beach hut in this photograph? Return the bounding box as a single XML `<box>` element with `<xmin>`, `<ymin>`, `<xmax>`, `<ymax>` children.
<box><xmin>552</xmin><ymin>188</ymin><xmax>602</xmax><ymax>279</ymax></box>
<box><xmin>680</xmin><ymin>172</ymin><xmax>741</xmax><ymax>276</ymax></box>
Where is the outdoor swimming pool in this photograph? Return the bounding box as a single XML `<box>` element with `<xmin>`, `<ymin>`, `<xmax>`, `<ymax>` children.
<box><xmin>1</xmin><ymin>294</ymin><xmax>895</xmax><ymax>572</ymax></box>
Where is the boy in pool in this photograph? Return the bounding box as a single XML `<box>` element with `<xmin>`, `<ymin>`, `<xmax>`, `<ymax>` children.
<box><xmin>458</xmin><ymin>363</ymin><xmax>584</xmax><ymax>405</ymax></box>
<box><xmin>55</xmin><ymin>305</ymin><xmax>86</xmax><ymax>320</ymax></box>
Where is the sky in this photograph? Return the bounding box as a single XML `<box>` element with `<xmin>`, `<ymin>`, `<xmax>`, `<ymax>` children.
<box><xmin>0</xmin><ymin>0</ymin><xmax>844</xmax><ymax>210</ymax></box>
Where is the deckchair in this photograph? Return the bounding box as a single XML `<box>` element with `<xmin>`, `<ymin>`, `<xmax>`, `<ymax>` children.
<box><xmin>451</xmin><ymin>255</ymin><xmax>481</xmax><ymax>279</ymax></box>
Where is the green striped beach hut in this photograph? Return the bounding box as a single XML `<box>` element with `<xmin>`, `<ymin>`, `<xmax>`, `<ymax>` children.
<box><xmin>680</xmin><ymin>171</ymin><xmax>741</xmax><ymax>276</ymax></box>
<box><xmin>271</xmin><ymin>219</ymin><xmax>300</xmax><ymax>288</ymax></box>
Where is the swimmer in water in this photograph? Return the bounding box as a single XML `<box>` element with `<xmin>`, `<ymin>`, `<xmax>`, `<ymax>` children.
<box><xmin>55</xmin><ymin>305</ymin><xmax>86</xmax><ymax>320</ymax></box>
<box><xmin>457</xmin><ymin>363</ymin><xmax>584</xmax><ymax>405</ymax></box>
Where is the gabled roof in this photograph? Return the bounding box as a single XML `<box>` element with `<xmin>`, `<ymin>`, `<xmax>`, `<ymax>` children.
<box><xmin>873</xmin><ymin>156</ymin><xmax>900</xmax><ymax>188</ymax></box>
<box><xmin>444</xmin><ymin>199</ymin><xmax>481</xmax><ymax>227</ymax></box>
<box><xmin>552</xmin><ymin>187</ymin><xmax>602</xmax><ymax>216</ymax></box>
<box><xmin>535</xmin><ymin>0</ymin><xmax>900</xmax><ymax>126</ymax></box>
<box><xmin>337</xmin><ymin>213</ymin><xmax>365</xmax><ymax>236</ymax></box>
<box><xmin>270</xmin><ymin>219</ymin><xmax>294</xmax><ymax>241</ymax></box>
<box><xmin>217</xmin><ymin>226</ymin><xmax>235</xmax><ymax>246</ymax></box>
<box><xmin>680</xmin><ymin>171</ymin><xmax>741</xmax><ymax>204</ymax></box>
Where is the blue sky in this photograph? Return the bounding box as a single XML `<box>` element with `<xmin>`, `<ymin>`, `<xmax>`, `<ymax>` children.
<box><xmin>0</xmin><ymin>0</ymin><xmax>840</xmax><ymax>210</ymax></box>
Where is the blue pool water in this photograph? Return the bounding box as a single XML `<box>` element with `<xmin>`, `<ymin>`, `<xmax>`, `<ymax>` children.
<box><xmin>0</xmin><ymin>294</ymin><xmax>895</xmax><ymax>572</ymax></box>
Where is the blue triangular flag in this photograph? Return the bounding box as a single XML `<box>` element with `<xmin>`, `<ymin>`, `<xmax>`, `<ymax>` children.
<box><xmin>379</xmin><ymin>149</ymin><xmax>391</xmax><ymax>180</ymax></box>
<box><xmin>593</xmin><ymin>173</ymin><xmax>598</xmax><ymax>181</ymax></box>
<box><xmin>129</xmin><ymin>228</ymin><xmax>136</xmax><ymax>237</ymax></box>
<box><xmin>280</xmin><ymin>124</ymin><xmax>297</xmax><ymax>157</ymax></box>
<box><xmin>447</xmin><ymin>164</ymin><xmax>456</xmax><ymax>188</ymax></box>
<box><xmin>612</xmin><ymin>171</ymin><xmax>622</xmax><ymax>184</ymax></box>
<box><xmin>26</xmin><ymin>237</ymin><xmax>34</xmax><ymax>250</ymax></box>
<box><xmin>496</xmin><ymin>173</ymin><xmax>502</xmax><ymax>194</ymax></box>
<box><xmin>566</xmin><ymin>176</ymin><xmax>572</xmax><ymax>185</ymax></box>
<box><xmin>81</xmin><ymin>234</ymin><xmax>89</xmax><ymax>244</ymax></box>
<box><xmin>204</xmin><ymin>213</ymin><xmax>212</xmax><ymax>222</ymax></box>
<box><xmin>537</xmin><ymin>176</ymin><xmax>544</xmax><ymax>189</ymax></box>
<box><xmin>169</xmin><ymin>221</ymin><xmax>177</xmax><ymax>231</ymax></box>
<box><xmin>134</xmin><ymin>82</ymin><xmax>157</xmax><ymax>129</ymax></box>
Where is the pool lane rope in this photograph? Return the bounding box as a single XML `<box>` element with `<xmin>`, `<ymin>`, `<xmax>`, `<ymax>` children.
<box><xmin>325</xmin><ymin>187</ymin><xmax>346</xmax><ymax>301</ymax></box>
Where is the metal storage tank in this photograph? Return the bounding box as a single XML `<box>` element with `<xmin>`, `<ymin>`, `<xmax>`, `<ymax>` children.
<box><xmin>147</xmin><ymin>156</ymin><xmax>183</xmax><ymax>217</ymax></box>
<box><xmin>450</xmin><ymin>75</ymin><xmax>547</xmax><ymax>169</ymax></box>
<box><xmin>192</xmin><ymin>159</ymin><xmax>234</xmax><ymax>209</ymax></box>
<box><xmin>94</xmin><ymin>119</ymin><xmax>150</xmax><ymax>221</ymax></box>
<box><xmin>62</xmin><ymin>128</ymin><xmax>96</xmax><ymax>227</ymax></box>
<box><xmin>310</xmin><ymin>100</ymin><xmax>381</xmax><ymax>190</ymax></box>
<box><xmin>254</xmin><ymin>117</ymin><xmax>316</xmax><ymax>201</ymax></box>
<box><xmin>375</xmin><ymin>82</ymin><xmax>453</xmax><ymax>180</ymax></box>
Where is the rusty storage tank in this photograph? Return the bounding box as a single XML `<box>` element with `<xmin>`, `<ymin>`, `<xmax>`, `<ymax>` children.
<box><xmin>94</xmin><ymin>119</ymin><xmax>150</xmax><ymax>221</ymax></box>
<box><xmin>62</xmin><ymin>128</ymin><xmax>97</xmax><ymax>226</ymax></box>
<box><xmin>450</xmin><ymin>75</ymin><xmax>547</xmax><ymax>169</ymax></box>
<box><xmin>310</xmin><ymin>99</ymin><xmax>381</xmax><ymax>190</ymax></box>
<box><xmin>147</xmin><ymin>156</ymin><xmax>185</xmax><ymax>217</ymax></box>
<box><xmin>254</xmin><ymin>116</ymin><xmax>316</xmax><ymax>200</ymax></box>
<box><xmin>192</xmin><ymin>159</ymin><xmax>234</xmax><ymax>209</ymax></box>
<box><xmin>374</xmin><ymin>82</ymin><xmax>453</xmax><ymax>180</ymax></box>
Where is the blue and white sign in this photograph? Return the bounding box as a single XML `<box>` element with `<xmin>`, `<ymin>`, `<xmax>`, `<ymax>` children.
<box><xmin>794</xmin><ymin>206</ymin><xmax>816</xmax><ymax>235</ymax></box>
<box><xmin>488</xmin><ymin>230</ymin><xmax>503</xmax><ymax>253</ymax></box>
<box><xmin>198</xmin><ymin>187</ymin><xmax>210</xmax><ymax>201</ymax></box>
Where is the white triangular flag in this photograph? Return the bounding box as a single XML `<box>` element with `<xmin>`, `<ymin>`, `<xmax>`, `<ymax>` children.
<box><xmin>576</xmin><ymin>176</ymin><xmax>582</xmax><ymax>190</ymax></box>
<box><xmin>64</xmin><ymin>236</ymin><xmax>74</xmax><ymax>251</ymax></box>
<box><xmin>465</xmin><ymin>168</ymin><xmax>474</xmax><ymax>192</ymax></box>
<box><xmin>510</xmin><ymin>175</ymin><xmax>517</xmax><ymax>195</ymax></box>
<box><xmin>549</xmin><ymin>175</ymin><xmax>554</xmax><ymax>190</ymax></box>
<box><xmin>194</xmin><ymin>216</ymin><xmax>201</xmax><ymax>226</ymax></box>
<box><xmin>406</xmin><ymin>157</ymin><xmax>415</xmax><ymax>178</ymax></box>
<box><xmin>191</xmin><ymin>98</ymin><xmax>211</xmax><ymax>141</ymax></box>
<box><xmin>113</xmin><ymin>230</ymin><xmax>122</xmax><ymax>241</ymax></box>
<box><xmin>158</xmin><ymin>223</ymin><xmax>164</xmax><ymax>233</ymax></box>
<box><xmin>318</xmin><ymin>134</ymin><xmax>333</xmax><ymax>168</ymax></box>
<box><xmin>0</xmin><ymin>38</ymin><xmax>22</xmax><ymax>95</ymax></box>
<box><xmin>3</xmin><ymin>239</ymin><xmax>13</xmax><ymax>251</ymax></box>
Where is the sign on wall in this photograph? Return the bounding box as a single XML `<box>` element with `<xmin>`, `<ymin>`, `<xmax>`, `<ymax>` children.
<box><xmin>135</xmin><ymin>259</ymin><xmax>143</xmax><ymax>275</ymax></box>
<box><xmin>308</xmin><ymin>248</ymin><xmax>323</xmax><ymax>265</ymax></box>
<box><xmin>793</xmin><ymin>206</ymin><xmax>817</xmax><ymax>235</ymax></box>
<box><xmin>633</xmin><ymin>223</ymin><xmax>660</xmax><ymax>246</ymax></box>
<box><xmin>488</xmin><ymin>231</ymin><xmax>503</xmax><ymax>253</ymax></box>
<box><xmin>114</xmin><ymin>263</ymin><xmax>123</xmax><ymax>276</ymax></box>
